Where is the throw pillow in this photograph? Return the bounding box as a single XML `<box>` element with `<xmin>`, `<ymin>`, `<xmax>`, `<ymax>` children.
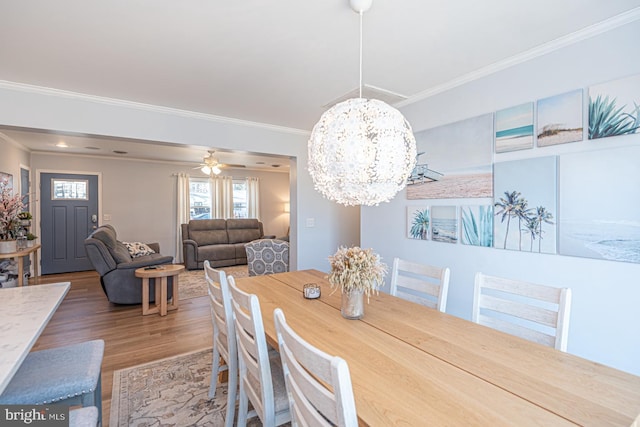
<box><xmin>123</xmin><ymin>241</ymin><xmax>156</xmax><ymax>258</ymax></box>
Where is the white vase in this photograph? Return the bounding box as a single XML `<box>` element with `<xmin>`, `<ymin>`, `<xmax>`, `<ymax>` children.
<box><xmin>0</xmin><ymin>240</ymin><xmax>17</xmax><ymax>254</ymax></box>
<box><xmin>341</xmin><ymin>289</ymin><xmax>364</xmax><ymax>320</ymax></box>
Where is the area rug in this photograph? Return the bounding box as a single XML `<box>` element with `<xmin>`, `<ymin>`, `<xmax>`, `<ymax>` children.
<box><xmin>179</xmin><ymin>265</ymin><xmax>249</xmax><ymax>301</ymax></box>
<box><xmin>110</xmin><ymin>348</ymin><xmax>264</xmax><ymax>427</ymax></box>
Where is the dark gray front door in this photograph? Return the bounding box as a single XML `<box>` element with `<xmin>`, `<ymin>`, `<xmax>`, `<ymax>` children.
<box><xmin>40</xmin><ymin>173</ymin><xmax>99</xmax><ymax>274</ymax></box>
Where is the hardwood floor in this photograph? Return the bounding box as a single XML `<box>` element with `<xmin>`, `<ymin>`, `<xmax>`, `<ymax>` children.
<box><xmin>30</xmin><ymin>270</ymin><xmax>213</xmax><ymax>427</ymax></box>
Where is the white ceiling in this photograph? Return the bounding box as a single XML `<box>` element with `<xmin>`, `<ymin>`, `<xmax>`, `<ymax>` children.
<box><xmin>1</xmin><ymin>0</ymin><xmax>639</xmax><ymax>166</ymax></box>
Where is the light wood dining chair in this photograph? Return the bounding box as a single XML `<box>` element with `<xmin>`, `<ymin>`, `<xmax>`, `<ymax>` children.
<box><xmin>204</xmin><ymin>260</ymin><xmax>238</xmax><ymax>427</ymax></box>
<box><xmin>228</xmin><ymin>276</ymin><xmax>291</xmax><ymax>427</ymax></box>
<box><xmin>274</xmin><ymin>308</ymin><xmax>358</xmax><ymax>427</ymax></box>
<box><xmin>473</xmin><ymin>272</ymin><xmax>572</xmax><ymax>351</ymax></box>
<box><xmin>389</xmin><ymin>257</ymin><xmax>451</xmax><ymax>312</ymax></box>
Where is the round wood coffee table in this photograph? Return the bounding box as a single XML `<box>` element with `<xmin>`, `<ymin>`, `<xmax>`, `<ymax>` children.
<box><xmin>135</xmin><ymin>264</ymin><xmax>184</xmax><ymax>316</ymax></box>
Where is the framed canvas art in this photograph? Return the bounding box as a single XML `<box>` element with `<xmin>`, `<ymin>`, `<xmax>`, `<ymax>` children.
<box><xmin>495</xmin><ymin>102</ymin><xmax>534</xmax><ymax>153</ymax></box>
<box><xmin>588</xmin><ymin>73</ymin><xmax>640</xmax><ymax>140</ymax></box>
<box><xmin>0</xmin><ymin>172</ymin><xmax>13</xmax><ymax>189</ymax></box>
<box><xmin>559</xmin><ymin>145</ymin><xmax>640</xmax><ymax>263</ymax></box>
<box><xmin>537</xmin><ymin>89</ymin><xmax>583</xmax><ymax>147</ymax></box>
<box><xmin>460</xmin><ymin>205</ymin><xmax>493</xmax><ymax>247</ymax></box>
<box><xmin>407</xmin><ymin>113</ymin><xmax>493</xmax><ymax>200</ymax></box>
<box><xmin>493</xmin><ymin>156</ymin><xmax>557</xmax><ymax>253</ymax></box>
<box><xmin>431</xmin><ymin>206</ymin><xmax>458</xmax><ymax>244</ymax></box>
<box><xmin>407</xmin><ymin>206</ymin><xmax>430</xmax><ymax>240</ymax></box>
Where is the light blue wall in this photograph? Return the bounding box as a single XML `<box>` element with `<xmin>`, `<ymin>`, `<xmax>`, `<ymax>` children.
<box><xmin>362</xmin><ymin>20</ymin><xmax>640</xmax><ymax>375</ymax></box>
<box><xmin>0</xmin><ymin>86</ymin><xmax>360</xmax><ymax>272</ymax></box>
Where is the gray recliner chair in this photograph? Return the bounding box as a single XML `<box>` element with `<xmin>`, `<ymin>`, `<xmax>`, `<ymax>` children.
<box><xmin>84</xmin><ymin>225</ymin><xmax>174</xmax><ymax>304</ymax></box>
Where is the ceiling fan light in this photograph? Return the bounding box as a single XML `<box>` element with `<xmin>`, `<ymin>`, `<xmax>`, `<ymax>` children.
<box><xmin>212</xmin><ymin>165</ymin><xmax>222</xmax><ymax>175</ymax></box>
<box><xmin>201</xmin><ymin>165</ymin><xmax>211</xmax><ymax>175</ymax></box>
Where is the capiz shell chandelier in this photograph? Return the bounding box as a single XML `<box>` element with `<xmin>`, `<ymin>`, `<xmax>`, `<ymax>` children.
<box><xmin>308</xmin><ymin>98</ymin><xmax>416</xmax><ymax>206</ymax></box>
<box><xmin>307</xmin><ymin>0</ymin><xmax>417</xmax><ymax>206</ymax></box>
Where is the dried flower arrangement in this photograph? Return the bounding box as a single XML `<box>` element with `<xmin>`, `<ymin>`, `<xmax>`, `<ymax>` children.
<box><xmin>0</xmin><ymin>178</ymin><xmax>26</xmax><ymax>241</ymax></box>
<box><xmin>327</xmin><ymin>246</ymin><xmax>388</xmax><ymax>301</ymax></box>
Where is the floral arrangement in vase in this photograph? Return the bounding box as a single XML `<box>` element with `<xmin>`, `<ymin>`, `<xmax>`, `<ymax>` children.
<box><xmin>328</xmin><ymin>246</ymin><xmax>387</xmax><ymax>319</ymax></box>
<box><xmin>0</xmin><ymin>178</ymin><xmax>26</xmax><ymax>243</ymax></box>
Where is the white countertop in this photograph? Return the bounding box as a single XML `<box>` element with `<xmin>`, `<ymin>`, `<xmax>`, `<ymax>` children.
<box><xmin>0</xmin><ymin>282</ymin><xmax>70</xmax><ymax>394</ymax></box>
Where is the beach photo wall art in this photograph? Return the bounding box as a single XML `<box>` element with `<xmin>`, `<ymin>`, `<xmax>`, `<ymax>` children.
<box><xmin>400</xmin><ymin>74</ymin><xmax>639</xmax><ymax>262</ymax></box>
<box><xmin>407</xmin><ymin>206</ymin><xmax>430</xmax><ymax>240</ymax></box>
<box><xmin>558</xmin><ymin>145</ymin><xmax>640</xmax><ymax>264</ymax></box>
<box><xmin>407</xmin><ymin>113</ymin><xmax>493</xmax><ymax>200</ymax></box>
<box><xmin>431</xmin><ymin>206</ymin><xmax>458</xmax><ymax>244</ymax></box>
<box><xmin>588</xmin><ymin>73</ymin><xmax>640</xmax><ymax>140</ymax></box>
<box><xmin>460</xmin><ymin>205</ymin><xmax>494</xmax><ymax>247</ymax></box>
<box><xmin>493</xmin><ymin>156</ymin><xmax>557</xmax><ymax>253</ymax></box>
<box><xmin>495</xmin><ymin>102</ymin><xmax>534</xmax><ymax>153</ymax></box>
<box><xmin>537</xmin><ymin>89</ymin><xmax>583</xmax><ymax>147</ymax></box>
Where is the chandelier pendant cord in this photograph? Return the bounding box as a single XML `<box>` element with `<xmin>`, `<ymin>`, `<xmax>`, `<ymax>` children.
<box><xmin>306</xmin><ymin>0</ymin><xmax>417</xmax><ymax>206</ymax></box>
<box><xmin>359</xmin><ymin>10</ymin><xmax>363</xmax><ymax>98</ymax></box>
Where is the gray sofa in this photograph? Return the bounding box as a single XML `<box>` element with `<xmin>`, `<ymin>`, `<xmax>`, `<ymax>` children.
<box><xmin>181</xmin><ymin>218</ymin><xmax>273</xmax><ymax>270</ymax></box>
<box><xmin>84</xmin><ymin>225</ymin><xmax>174</xmax><ymax>304</ymax></box>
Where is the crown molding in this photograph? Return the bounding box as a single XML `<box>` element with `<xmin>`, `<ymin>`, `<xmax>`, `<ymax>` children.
<box><xmin>29</xmin><ymin>150</ymin><xmax>290</xmax><ymax>173</ymax></box>
<box><xmin>0</xmin><ymin>131</ymin><xmax>31</xmax><ymax>152</ymax></box>
<box><xmin>0</xmin><ymin>81</ymin><xmax>310</xmax><ymax>136</ymax></box>
<box><xmin>396</xmin><ymin>7</ymin><xmax>640</xmax><ymax>108</ymax></box>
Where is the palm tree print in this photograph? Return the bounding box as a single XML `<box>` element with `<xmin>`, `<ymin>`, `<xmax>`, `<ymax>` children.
<box><xmin>522</xmin><ymin>217</ymin><xmax>540</xmax><ymax>252</ymax></box>
<box><xmin>494</xmin><ymin>191</ymin><xmax>526</xmax><ymax>249</ymax></box>
<box><xmin>533</xmin><ymin>206</ymin><xmax>554</xmax><ymax>253</ymax></box>
<box><xmin>515</xmin><ymin>198</ymin><xmax>533</xmax><ymax>251</ymax></box>
<box><xmin>409</xmin><ymin>208</ymin><xmax>429</xmax><ymax>240</ymax></box>
<box><xmin>496</xmin><ymin>191</ymin><xmax>554</xmax><ymax>252</ymax></box>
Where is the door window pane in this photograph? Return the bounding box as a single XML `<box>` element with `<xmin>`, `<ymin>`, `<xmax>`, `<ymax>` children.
<box><xmin>51</xmin><ymin>179</ymin><xmax>88</xmax><ymax>200</ymax></box>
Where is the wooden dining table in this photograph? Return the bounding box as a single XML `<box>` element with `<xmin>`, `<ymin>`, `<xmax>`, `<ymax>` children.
<box><xmin>234</xmin><ymin>269</ymin><xmax>640</xmax><ymax>426</ymax></box>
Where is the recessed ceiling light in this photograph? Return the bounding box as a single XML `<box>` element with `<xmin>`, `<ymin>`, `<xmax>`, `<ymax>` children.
<box><xmin>56</xmin><ymin>141</ymin><xmax>68</xmax><ymax>148</ymax></box>
<box><xmin>85</xmin><ymin>146</ymin><xmax>100</xmax><ymax>150</ymax></box>
<box><xmin>113</xmin><ymin>150</ymin><xmax>128</xmax><ymax>155</ymax></box>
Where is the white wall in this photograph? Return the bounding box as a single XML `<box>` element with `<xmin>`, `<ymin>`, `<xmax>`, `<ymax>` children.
<box><xmin>363</xmin><ymin>20</ymin><xmax>640</xmax><ymax>376</ymax></box>
<box><xmin>0</xmin><ymin>87</ymin><xmax>361</xmax><ymax>272</ymax></box>
<box><xmin>0</xmin><ymin>138</ymin><xmax>29</xmax><ymax>192</ymax></box>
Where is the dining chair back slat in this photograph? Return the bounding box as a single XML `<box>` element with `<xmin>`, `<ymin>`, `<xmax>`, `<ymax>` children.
<box><xmin>274</xmin><ymin>308</ymin><xmax>358</xmax><ymax>427</ymax></box>
<box><xmin>204</xmin><ymin>261</ymin><xmax>238</xmax><ymax>427</ymax></box>
<box><xmin>390</xmin><ymin>258</ymin><xmax>451</xmax><ymax>312</ymax></box>
<box><xmin>473</xmin><ymin>272</ymin><xmax>572</xmax><ymax>351</ymax></box>
<box><xmin>228</xmin><ymin>276</ymin><xmax>291</xmax><ymax>427</ymax></box>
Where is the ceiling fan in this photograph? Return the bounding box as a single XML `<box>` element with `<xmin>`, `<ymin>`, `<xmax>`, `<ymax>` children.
<box><xmin>195</xmin><ymin>150</ymin><xmax>224</xmax><ymax>175</ymax></box>
<box><xmin>195</xmin><ymin>150</ymin><xmax>246</xmax><ymax>176</ymax></box>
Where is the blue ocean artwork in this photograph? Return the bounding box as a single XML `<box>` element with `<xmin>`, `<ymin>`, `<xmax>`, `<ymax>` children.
<box><xmin>560</xmin><ymin>220</ymin><xmax>640</xmax><ymax>263</ymax></box>
<box><xmin>496</xmin><ymin>124</ymin><xmax>534</xmax><ymax>139</ymax></box>
<box><xmin>432</xmin><ymin>218</ymin><xmax>457</xmax><ymax>243</ymax></box>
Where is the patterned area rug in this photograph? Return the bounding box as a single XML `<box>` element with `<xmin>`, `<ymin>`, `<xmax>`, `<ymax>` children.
<box><xmin>110</xmin><ymin>348</ymin><xmax>264</xmax><ymax>426</ymax></box>
<box><xmin>179</xmin><ymin>265</ymin><xmax>249</xmax><ymax>300</ymax></box>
